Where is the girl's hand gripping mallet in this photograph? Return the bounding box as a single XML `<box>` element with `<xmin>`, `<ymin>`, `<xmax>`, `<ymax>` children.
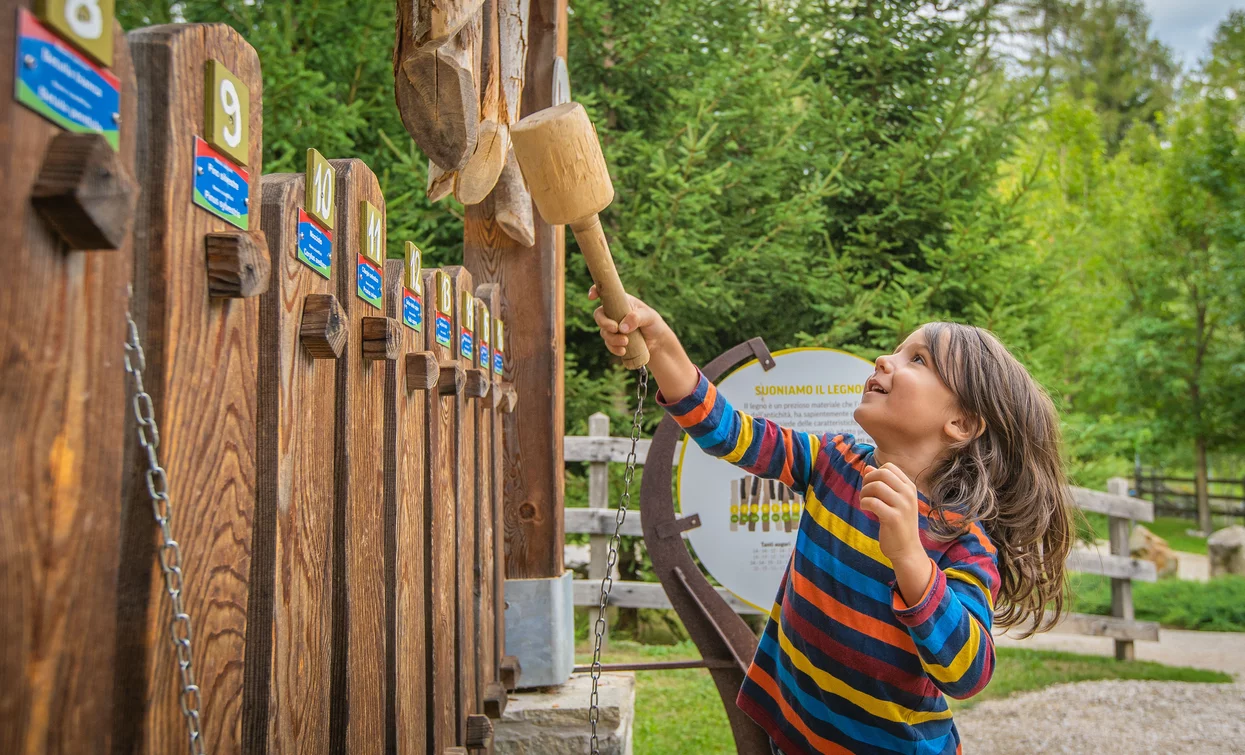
<box><xmin>510</xmin><ymin>102</ymin><xmax>650</xmax><ymax>370</ymax></box>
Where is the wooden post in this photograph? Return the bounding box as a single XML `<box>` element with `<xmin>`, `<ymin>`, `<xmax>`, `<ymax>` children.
<box><xmin>118</xmin><ymin>24</ymin><xmax>265</xmax><ymax>754</ymax></box>
<box><xmin>587</xmin><ymin>413</ymin><xmax>614</xmax><ymax>649</ymax></box>
<box><xmin>1107</xmin><ymin>477</ymin><xmax>1135</xmax><ymax>661</ymax></box>
<box><xmin>328</xmin><ymin>158</ymin><xmax>391</xmax><ymax>755</ymax></box>
<box><xmin>447</xmin><ymin>266</ymin><xmax>481</xmax><ymax>741</ymax></box>
<box><xmin>242</xmin><ymin>172</ymin><xmax>340</xmax><ymax>754</ymax></box>
<box><xmin>474</xmin><ymin>284</ymin><xmax>505</xmax><ymax>718</ymax></box>
<box><xmin>0</xmin><ymin>10</ymin><xmax>136</xmax><ymax>753</ymax></box>
<box><xmin>423</xmin><ymin>266</ymin><xmax>462</xmax><ymax>752</ymax></box>
<box><xmin>461</xmin><ymin>0</ymin><xmax>566</xmax><ymax>584</ymax></box>
<box><xmin>385</xmin><ymin>256</ymin><xmax>431</xmax><ymax>754</ymax></box>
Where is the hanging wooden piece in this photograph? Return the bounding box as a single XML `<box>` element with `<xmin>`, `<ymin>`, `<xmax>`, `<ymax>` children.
<box><xmin>394</xmin><ymin>0</ymin><xmax>485</xmax><ymax>171</ymax></box>
<box><xmin>491</xmin><ymin>148</ymin><xmax>534</xmax><ymax>246</ymax></box>
<box><xmin>487</xmin><ymin>0</ymin><xmax>535</xmax><ymax>245</ymax></box>
<box><xmin>454</xmin><ymin>0</ymin><xmax>509</xmax><ymax>205</ymax></box>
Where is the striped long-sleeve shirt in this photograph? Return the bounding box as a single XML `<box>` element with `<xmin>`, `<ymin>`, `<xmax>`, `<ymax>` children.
<box><xmin>658</xmin><ymin>371</ymin><xmax>999</xmax><ymax>755</ymax></box>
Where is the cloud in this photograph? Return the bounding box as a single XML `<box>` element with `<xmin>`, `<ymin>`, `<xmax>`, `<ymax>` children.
<box><xmin>1142</xmin><ymin>0</ymin><xmax>1243</xmax><ymax>67</ymax></box>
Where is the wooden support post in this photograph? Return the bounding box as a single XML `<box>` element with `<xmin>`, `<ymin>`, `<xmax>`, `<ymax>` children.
<box><xmin>244</xmin><ymin>172</ymin><xmax>339</xmax><ymax>753</ymax></box>
<box><xmin>0</xmin><ymin>12</ymin><xmax>135</xmax><ymax>754</ymax></box>
<box><xmin>463</xmin><ymin>0</ymin><xmax>567</xmax><ymax>584</ymax></box>
<box><xmin>424</xmin><ymin>266</ymin><xmax>462</xmax><ymax>752</ymax></box>
<box><xmin>328</xmin><ymin>158</ymin><xmax>391</xmax><ymax>755</ymax></box>
<box><xmin>118</xmin><ymin>24</ymin><xmax>263</xmax><ymax>754</ymax></box>
<box><xmin>587</xmin><ymin>412</ymin><xmax>616</xmax><ymax>650</ymax></box>
<box><xmin>385</xmin><ymin>258</ymin><xmax>430</xmax><ymax>754</ymax></box>
<box><xmin>1107</xmin><ymin>477</ymin><xmax>1135</xmax><ymax>661</ymax></box>
<box><xmin>447</xmin><ymin>266</ymin><xmax>481</xmax><ymax>740</ymax></box>
<box><xmin>475</xmin><ymin>284</ymin><xmax>503</xmax><ymax>718</ymax></box>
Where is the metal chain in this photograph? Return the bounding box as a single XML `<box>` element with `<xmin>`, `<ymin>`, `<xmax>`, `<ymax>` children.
<box><xmin>588</xmin><ymin>367</ymin><xmax>649</xmax><ymax>754</ymax></box>
<box><xmin>123</xmin><ymin>300</ymin><xmax>208</xmax><ymax>755</ymax></box>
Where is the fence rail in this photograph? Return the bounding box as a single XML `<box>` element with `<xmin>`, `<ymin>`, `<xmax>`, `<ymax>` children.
<box><xmin>1134</xmin><ymin>469</ymin><xmax>1245</xmax><ymax>523</ymax></box>
<box><xmin>569</xmin><ymin>418</ymin><xmax>1158</xmax><ymax>657</ymax></box>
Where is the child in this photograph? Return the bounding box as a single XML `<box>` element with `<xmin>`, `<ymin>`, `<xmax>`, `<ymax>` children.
<box><xmin>590</xmin><ymin>287</ymin><xmax>1073</xmax><ymax>755</ymax></box>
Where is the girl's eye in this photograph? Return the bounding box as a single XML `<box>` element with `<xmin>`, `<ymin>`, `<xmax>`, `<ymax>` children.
<box><xmin>912</xmin><ymin>354</ymin><xmax>925</xmax><ymax>365</ymax></box>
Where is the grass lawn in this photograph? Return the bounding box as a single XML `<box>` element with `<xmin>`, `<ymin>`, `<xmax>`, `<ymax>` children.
<box><xmin>578</xmin><ymin>639</ymin><xmax>1232</xmax><ymax>754</ymax></box>
<box><xmin>1145</xmin><ymin>516</ymin><xmax>1211</xmax><ymax>554</ymax></box>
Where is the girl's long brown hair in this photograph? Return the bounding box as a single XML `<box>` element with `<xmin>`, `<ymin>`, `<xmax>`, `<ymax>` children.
<box><xmin>921</xmin><ymin>322</ymin><xmax>1073</xmax><ymax>635</ymax></box>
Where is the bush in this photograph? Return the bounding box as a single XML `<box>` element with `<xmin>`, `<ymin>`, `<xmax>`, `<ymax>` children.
<box><xmin>1069</xmin><ymin>573</ymin><xmax>1245</xmax><ymax>632</ymax></box>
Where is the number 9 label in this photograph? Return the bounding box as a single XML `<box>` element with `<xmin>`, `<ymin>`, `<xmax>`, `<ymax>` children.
<box><xmin>205</xmin><ymin>60</ymin><xmax>250</xmax><ymax>166</ymax></box>
<box><xmin>36</xmin><ymin>0</ymin><xmax>114</xmax><ymax>67</ymax></box>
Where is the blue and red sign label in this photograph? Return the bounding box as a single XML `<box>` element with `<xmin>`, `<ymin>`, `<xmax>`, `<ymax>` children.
<box><xmin>356</xmin><ymin>255</ymin><xmax>383</xmax><ymax>310</ymax></box>
<box><xmin>14</xmin><ymin>9</ymin><xmax>120</xmax><ymax>150</ymax></box>
<box><xmin>479</xmin><ymin>341</ymin><xmax>490</xmax><ymax>370</ymax></box>
<box><xmin>192</xmin><ymin>136</ymin><xmax>250</xmax><ymax>230</ymax></box>
<box><xmin>297</xmin><ymin>207</ymin><xmax>333</xmax><ymax>279</ymax></box>
<box><xmin>435</xmin><ymin>313</ymin><xmax>452</xmax><ymax>348</ymax></box>
<box><xmin>493</xmin><ymin>347</ymin><xmax>503</xmax><ymax>375</ymax></box>
<box><xmin>460</xmin><ymin>328</ymin><xmax>474</xmax><ymax>361</ymax></box>
<box><xmin>403</xmin><ymin>290</ymin><xmax>422</xmax><ymax>331</ymax></box>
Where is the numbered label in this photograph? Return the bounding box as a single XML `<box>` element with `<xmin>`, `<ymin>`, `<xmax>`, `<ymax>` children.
<box><xmin>305</xmin><ymin>149</ymin><xmax>336</xmax><ymax>229</ymax></box>
<box><xmin>204</xmin><ymin>60</ymin><xmax>249</xmax><ymax>166</ymax></box>
<box><xmin>36</xmin><ymin>0</ymin><xmax>114</xmax><ymax>68</ymax></box>
<box><xmin>356</xmin><ymin>200</ymin><xmax>384</xmax><ymax>310</ymax></box>
<box><xmin>493</xmin><ymin>319</ymin><xmax>505</xmax><ymax>375</ymax></box>
<box><xmin>402</xmin><ymin>241</ymin><xmax>423</xmax><ymax>331</ymax></box>
<box><xmin>477</xmin><ymin>303</ymin><xmax>491</xmax><ymax>370</ymax></box>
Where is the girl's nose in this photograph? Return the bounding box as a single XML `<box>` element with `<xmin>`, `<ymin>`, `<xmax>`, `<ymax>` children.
<box><xmin>875</xmin><ymin>354</ymin><xmax>894</xmax><ymax>373</ymax></box>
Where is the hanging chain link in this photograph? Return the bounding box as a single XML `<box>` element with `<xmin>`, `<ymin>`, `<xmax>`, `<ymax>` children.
<box><xmin>123</xmin><ymin>300</ymin><xmax>207</xmax><ymax>755</ymax></box>
<box><xmin>588</xmin><ymin>367</ymin><xmax>649</xmax><ymax>755</ymax></box>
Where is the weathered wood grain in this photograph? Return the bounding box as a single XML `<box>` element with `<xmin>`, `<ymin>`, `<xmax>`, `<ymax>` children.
<box><xmin>206</xmin><ymin>230</ymin><xmax>271</xmax><ymax>298</ymax></box>
<box><xmin>456</xmin><ymin>0</ymin><xmax>509</xmax><ymax>205</ymax></box>
<box><xmin>116</xmin><ymin>23</ymin><xmax>262</xmax><ymax>755</ymax></box>
<box><xmin>463</xmin><ymin>180</ymin><xmax>563</xmax><ymax>580</ymax></box>
<box><xmin>241</xmin><ymin>173</ymin><xmax>337</xmax><ymax>754</ymax></box>
<box><xmin>0</xmin><ymin>15</ymin><xmax>134</xmax><ymax>755</ymax></box>
<box><xmin>446</xmin><ymin>266</ymin><xmax>480</xmax><ymax>740</ymax></box>
<box><xmin>422</xmin><ymin>266</ymin><xmax>461</xmax><ymax>752</ymax></box>
<box><xmin>327</xmin><ymin>158</ymin><xmax>389</xmax><ymax>755</ymax></box>
<box><xmin>30</xmin><ymin>131</ymin><xmax>138</xmax><ymax>250</ymax></box>
<box><xmin>383</xmin><ymin>259</ymin><xmax>428</xmax><ymax>754</ymax></box>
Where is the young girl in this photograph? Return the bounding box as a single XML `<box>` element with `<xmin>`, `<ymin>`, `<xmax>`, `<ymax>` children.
<box><xmin>590</xmin><ymin>287</ymin><xmax>1073</xmax><ymax>755</ymax></box>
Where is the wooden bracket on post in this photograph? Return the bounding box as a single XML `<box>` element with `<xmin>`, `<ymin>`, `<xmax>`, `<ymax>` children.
<box><xmin>406</xmin><ymin>351</ymin><xmax>441</xmax><ymax>391</ymax></box>
<box><xmin>32</xmin><ymin>132</ymin><xmax>138</xmax><ymax>250</ymax></box>
<box><xmin>301</xmin><ymin>293</ymin><xmax>348</xmax><ymax>359</ymax></box>
<box><xmin>206</xmin><ymin>230</ymin><xmax>271</xmax><ymax>298</ymax></box>
<box><xmin>362</xmin><ymin>316</ymin><xmax>403</xmax><ymax>361</ymax></box>
<box><xmin>439</xmin><ymin>362</ymin><xmax>467</xmax><ymax>394</ymax></box>
<box><xmin>464</xmin><ymin>713</ymin><xmax>494</xmax><ymax>751</ymax></box>
<box><xmin>465</xmin><ymin>368</ymin><xmax>491</xmax><ymax>398</ymax></box>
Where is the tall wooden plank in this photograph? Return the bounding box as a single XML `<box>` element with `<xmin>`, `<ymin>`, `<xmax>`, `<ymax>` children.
<box><xmin>243</xmin><ymin>172</ymin><xmax>341</xmax><ymax>753</ymax></box>
<box><xmin>117</xmin><ymin>23</ymin><xmax>265</xmax><ymax>755</ymax></box>
<box><xmin>446</xmin><ymin>265</ymin><xmax>480</xmax><ymax>738</ymax></box>
<box><xmin>327</xmin><ymin>158</ymin><xmax>390</xmax><ymax>755</ymax></box>
<box><xmin>0</xmin><ymin>11</ymin><xmax>135</xmax><ymax>754</ymax></box>
<box><xmin>462</xmin><ymin>0</ymin><xmax>566</xmax><ymax>582</ymax></box>
<box><xmin>423</xmin><ymin>266</ymin><xmax>464</xmax><ymax>752</ymax></box>
<box><xmin>384</xmin><ymin>257</ymin><xmax>430</xmax><ymax>754</ymax></box>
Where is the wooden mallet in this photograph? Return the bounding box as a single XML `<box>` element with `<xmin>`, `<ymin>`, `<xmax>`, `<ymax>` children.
<box><xmin>510</xmin><ymin>102</ymin><xmax>650</xmax><ymax>369</ymax></box>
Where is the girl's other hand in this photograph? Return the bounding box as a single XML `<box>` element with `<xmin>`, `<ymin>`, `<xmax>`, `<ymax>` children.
<box><xmin>590</xmin><ymin>285</ymin><xmax>670</xmax><ymax>358</ymax></box>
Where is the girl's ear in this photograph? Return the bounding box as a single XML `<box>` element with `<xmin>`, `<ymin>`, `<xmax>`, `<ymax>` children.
<box><xmin>944</xmin><ymin>412</ymin><xmax>986</xmax><ymax>444</ymax></box>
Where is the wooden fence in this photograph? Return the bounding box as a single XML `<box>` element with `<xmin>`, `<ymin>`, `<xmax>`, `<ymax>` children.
<box><xmin>1</xmin><ymin>7</ymin><xmax>525</xmax><ymax>754</ymax></box>
<box><xmin>568</xmin><ymin>414</ymin><xmax>1159</xmax><ymax>660</ymax></box>
<box><xmin>1134</xmin><ymin>468</ymin><xmax>1245</xmax><ymax>523</ymax></box>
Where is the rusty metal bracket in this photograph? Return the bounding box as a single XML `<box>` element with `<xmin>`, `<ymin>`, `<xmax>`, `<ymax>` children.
<box><xmin>655</xmin><ymin>513</ymin><xmax>701</xmax><ymax>540</ymax></box>
<box><xmin>639</xmin><ymin>337</ymin><xmax>775</xmax><ymax>755</ymax></box>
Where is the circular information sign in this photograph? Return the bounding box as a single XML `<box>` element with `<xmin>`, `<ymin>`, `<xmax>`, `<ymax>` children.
<box><xmin>676</xmin><ymin>347</ymin><xmax>876</xmax><ymax>611</ymax></box>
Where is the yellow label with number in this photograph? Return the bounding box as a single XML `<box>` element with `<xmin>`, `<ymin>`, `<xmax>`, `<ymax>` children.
<box><xmin>204</xmin><ymin>60</ymin><xmax>249</xmax><ymax>166</ymax></box>
<box><xmin>460</xmin><ymin>290</ymin><xmax>475</xmax><ymax>332</ymax></box>
<box><xmin>305</xmin><ymin>149</ymin><xmax>336</xmax><ymax>229</ymax></box>
<box><xmin>495</xmin><ymin>319</ymin><xmax>505</xmax><ymax>353</ymax></box>
<box><xmin>404</xmin><ymin>242</ymin><xmax>422</xmax><ymax>293</ymax></box>
<box><xmin>436</xmin><ymin>271</ymin><xmax>452</xmax><ymax>314</ymax></box>
<box><xmin>36</xmin><ymin>0</ymin><xmax>114</xmax><ymax>67</ymax></box>
<box><xmin>359</xmin><ymin>201</ymin><xmax>385</xmax><ymax>264</ymax></box>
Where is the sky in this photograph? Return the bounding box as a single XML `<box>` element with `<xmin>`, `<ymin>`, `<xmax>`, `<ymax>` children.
<box><xmin>1143</xmin><ymin>0</ymin><xmax>1243</xmax><ymax>68</ymax></box>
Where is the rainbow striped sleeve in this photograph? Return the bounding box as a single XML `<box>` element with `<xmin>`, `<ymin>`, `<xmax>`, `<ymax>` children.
<box><xmin>657</xmin><ymin>369</ymin><xmax>821</xmax><ymax>493</ymax></box>
<box><xmin>890</xmin><ymin>531</ymin><xmax>1000</xmax><ymax>700</ymax></box>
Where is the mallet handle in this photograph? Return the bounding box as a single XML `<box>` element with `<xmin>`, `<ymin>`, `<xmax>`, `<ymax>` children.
<box><xmin>570</xmin><ymin>214</ymin><xmax>650</xmax><ymax>369</ymax></box>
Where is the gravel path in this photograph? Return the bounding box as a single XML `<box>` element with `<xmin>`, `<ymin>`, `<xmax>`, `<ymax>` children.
<box><xmin>956</xmin><ymin>680</ymin><xmax>1245</xmax><ymax>754</ymax></box>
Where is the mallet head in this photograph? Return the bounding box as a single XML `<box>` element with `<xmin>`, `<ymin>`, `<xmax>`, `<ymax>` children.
<box><xmin>510</xmin><ymin>102</ymin><xmax>614</xmax><ymax>226</ymax></box>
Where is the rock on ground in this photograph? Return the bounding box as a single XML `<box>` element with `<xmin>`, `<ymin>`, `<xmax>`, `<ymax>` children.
<box><xmin>956</xmin><ymin>680</ymin><xmax>1245</xmax><ymax>755</ymax></box>
<box><xmin>1208</xmin><ymin>525</ymin><xmax>1245</xmax><ymax>578</ymax></box>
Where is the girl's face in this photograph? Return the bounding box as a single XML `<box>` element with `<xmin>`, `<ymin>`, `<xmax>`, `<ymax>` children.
<box><xmin>853</xmin><ymin>328</ymin><xmax>963</xmax><ymax>451</ymax></box>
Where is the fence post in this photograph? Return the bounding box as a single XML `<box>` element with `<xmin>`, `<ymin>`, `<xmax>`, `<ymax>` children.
<box><xmin>1107</xmin><ymin>477</ymin><xmax>1135</xmax><ymax>661</ymax></box>
<box><xmin>588</xmin><ymin>413</ymin><xmax>614</xmax><ymax>648</ymax></box>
